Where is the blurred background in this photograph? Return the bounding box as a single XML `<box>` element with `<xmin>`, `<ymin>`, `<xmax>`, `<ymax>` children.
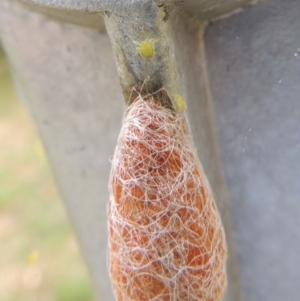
<box><xmin>0</xmin><ymin>45</ymin><xmax>94</xmax><ymax>301</ymax></box>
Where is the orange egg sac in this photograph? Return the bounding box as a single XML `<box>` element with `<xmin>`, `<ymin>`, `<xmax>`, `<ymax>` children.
<box><xmin>108</xmin><ymin>95</ymin><xmax>227</xmax><ymax>301</ymax></box>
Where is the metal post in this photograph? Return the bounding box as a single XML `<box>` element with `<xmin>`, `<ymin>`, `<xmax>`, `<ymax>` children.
<box><xmin>2</xmin><ymin>1</ymin><xmax>299</xmax><ymax>301</ymax></box>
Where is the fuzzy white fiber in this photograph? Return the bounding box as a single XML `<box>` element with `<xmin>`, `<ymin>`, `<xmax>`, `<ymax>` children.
<box><xmin>108</xmin><ymin>94</ymin><xmax>227</xmax><ymax>301</ymax></box>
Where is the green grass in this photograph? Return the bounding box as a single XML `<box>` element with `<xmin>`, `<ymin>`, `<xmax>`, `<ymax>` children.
<box><xmin>54</xmin><ymin>275</ymin><xmax>94</xmax><ymax>301</ymax></box>
<box><xmin>0</xmin><ymin>48</ymin><xmax>94</xmax><ymax>301</ymax></box>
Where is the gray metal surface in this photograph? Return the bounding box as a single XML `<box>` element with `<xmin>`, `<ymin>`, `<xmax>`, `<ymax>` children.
<box><xmin>0</xmin><ymin>2</ymin><xmax>121</xmax><ymax>300</ymax></box>
<box><xmin>0</xmin><ymin>1</ymin><xmax>242</xmax><ymax>299</ymax></box>
<box><xmin>0</xmin><ymin>0</ymin><xmax>242</xmax><ymax>300</ymax></box>
<box><xmin>20</xmin><ymin>0</ymin><xmax>254</xmax><ymax>21</ymax></box>
<box><xmin>205</xmin><ymin>0</ymin><xmax>300</xmax><ymax>300</ymax></box>
<box><xmin>1</xmin><ymin>0</ymin><xmax>299</xmax><ymax>300</ymax></box>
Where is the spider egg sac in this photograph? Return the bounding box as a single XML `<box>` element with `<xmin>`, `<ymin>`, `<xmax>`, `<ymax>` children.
<box><xmin>108</xmin><ymin>95</ymin><xmax>227</xmax><ymax>301</ymax></box>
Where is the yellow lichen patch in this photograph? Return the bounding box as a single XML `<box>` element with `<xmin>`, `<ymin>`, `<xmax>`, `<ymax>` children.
<box><xmin>136</xmin><ymin>39</ymin><xmax>158</xmax><ymax>58</ymax></box>
<box><xmin>172</xmin><ymin>94</ymin><xmax>186</xmax><ymax>112</ymax></box>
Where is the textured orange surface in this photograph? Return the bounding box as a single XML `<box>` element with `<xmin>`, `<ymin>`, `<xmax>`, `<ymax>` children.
<box><xmin>108</xmin><ymin>96</ymin><xmax>227</xmax><ymax>301</ymax></box>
